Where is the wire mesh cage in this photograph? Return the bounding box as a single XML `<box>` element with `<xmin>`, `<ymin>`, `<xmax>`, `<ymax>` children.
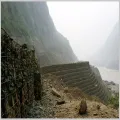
<box><xmin>1</xmin><ymin>28</ymin><xmax>41</xmax><ymax>118</ymax></box>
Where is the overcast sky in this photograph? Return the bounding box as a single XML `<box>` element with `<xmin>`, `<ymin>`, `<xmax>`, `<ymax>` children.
<box><xmin>47</xmin><ymin>1</ymin><xmax>119</xmax><ymax>60</ymax></box>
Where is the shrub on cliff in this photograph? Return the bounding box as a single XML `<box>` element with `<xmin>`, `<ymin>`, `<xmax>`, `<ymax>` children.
<box><xmin>108</xmin><ymin>93</ymin><xmax>119</xmax><ymax>109</ymax></box>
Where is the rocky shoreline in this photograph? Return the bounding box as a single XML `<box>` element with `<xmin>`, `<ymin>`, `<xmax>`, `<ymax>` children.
<box><xmin>103</xmin><ymin>80</ymin><xmax>119</xmax><ymax>97</ymax></box>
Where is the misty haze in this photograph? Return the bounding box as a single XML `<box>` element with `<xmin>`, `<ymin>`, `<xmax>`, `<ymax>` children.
<box><xmin>47</xmin><ymin>1</ymin><xmax>119</xmax><ymax>84</ymax></box>
<box><xmin>1</xmin><ymin>1</ymin><xmax>119</xmax><ymax>118</ymax></box>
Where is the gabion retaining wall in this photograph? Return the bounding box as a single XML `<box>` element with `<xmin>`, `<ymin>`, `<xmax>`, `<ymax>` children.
<box><xmin>1</xmin><ymin>28</ymin><xmax>41</xmax><ymax>118</ymax></box>
<box><xmin>41</xmin><ymin>62</ymin><xmax>111</xmax><ymax>103</ymax></box>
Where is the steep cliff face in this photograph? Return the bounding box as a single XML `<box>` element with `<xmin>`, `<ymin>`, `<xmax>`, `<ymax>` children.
<box><xmin>89</xmin><ymin>22</ymin><xmax>119</xmax><ymax>70</ymax></box>
<box><xmin>1</xmin><ymin>2</ymin><xmax>78</xmax><ymax>67</ymax></box>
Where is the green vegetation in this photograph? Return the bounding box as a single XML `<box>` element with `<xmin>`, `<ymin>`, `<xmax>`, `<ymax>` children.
<box><xmin>108</xmin><ymin>93</ymin><xmax>119</xmax><ymax>109</ymax></box>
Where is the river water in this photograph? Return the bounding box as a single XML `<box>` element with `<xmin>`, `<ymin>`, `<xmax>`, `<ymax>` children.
<box><xmin>98</xmin><ymin>67</ymin><xmax>120</xmax><ymax>84</ymax></box>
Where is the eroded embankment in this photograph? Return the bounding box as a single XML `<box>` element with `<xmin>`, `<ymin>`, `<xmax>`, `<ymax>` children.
<box><xmin>28</xmin><ymin>74</ymin><xmax>118</xmax><ymax>118</ymax></box>
<box><xmin>41</xmin><ymin>62</ymin><xmax>111</xmax><ymax>103</ymax></box>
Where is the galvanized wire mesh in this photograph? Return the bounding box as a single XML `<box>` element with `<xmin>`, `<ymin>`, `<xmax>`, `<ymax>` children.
<box><xmin>1</xmin><ymin>28</ymin><xmax>41</xmax><ymax>118</ymax></box>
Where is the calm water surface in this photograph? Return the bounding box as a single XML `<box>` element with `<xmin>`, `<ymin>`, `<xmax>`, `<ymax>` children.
<box><xmin>98</xmin><ymin>67</ymin><xmax>120</xmax><ymax>84</ymax></box>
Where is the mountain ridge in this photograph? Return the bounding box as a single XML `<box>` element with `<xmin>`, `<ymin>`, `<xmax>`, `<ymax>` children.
<box><xmin>1</xmin><ymin>2</ymin><xmax>78</xmax><ymax>67</ymax></box>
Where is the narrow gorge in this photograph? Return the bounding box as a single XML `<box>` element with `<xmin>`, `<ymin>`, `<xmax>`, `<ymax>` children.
<box><xmin>1</xmin><ymin>1</ymin><xmax>119</xmax><ymax>118</ymax></box>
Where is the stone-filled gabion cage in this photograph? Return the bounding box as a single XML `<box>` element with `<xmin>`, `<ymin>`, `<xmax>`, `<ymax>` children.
<box><xmin>1</xmin><ymin>28</ymin><xmax>41</xmax><ymax>118</ymax></box>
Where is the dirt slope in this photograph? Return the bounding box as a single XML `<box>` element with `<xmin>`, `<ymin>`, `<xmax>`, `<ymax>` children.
<box><xmin>28</xmin><ymin>74</ymin><xmax>119</xmax><ymax>118</ymax></box>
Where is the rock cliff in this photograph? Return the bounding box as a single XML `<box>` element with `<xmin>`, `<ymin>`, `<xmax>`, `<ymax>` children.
<box><xmin>1</xmin><ymin>2</ymin><xmax>78</xmax><ymax>67</ymax></box>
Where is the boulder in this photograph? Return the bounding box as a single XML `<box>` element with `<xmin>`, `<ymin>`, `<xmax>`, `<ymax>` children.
<box><xmin>51</xmin><ymin>88</ymin><xmax>61</xmax><ymax>97</ymax></box>
<box><xmin>56</xmin><ymin>100</ymin><xmax>65</xmax><ymax>105</ymax></box>
<box><xmin>79</xmin><ymin>99</ymin><xmax>87</xmax><ymax>114</ymax></box>
<box><xmin>97</xmin><ymin>105</ymin><xmax>100</xmax><ymax>110</ymax></box>
<box><xmin>64</xmin><ymin>87</ymin><xmax>69</xmax><ymax>93</ymax></box>
<box><xmin>93</xmin><ymin>113</ymin><xmax>98</xmax><ymax>116</ymax></box>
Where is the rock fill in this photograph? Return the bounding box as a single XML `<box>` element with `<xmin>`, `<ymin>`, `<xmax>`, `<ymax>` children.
<box><xmin>41</xmin><ymin>62</ymin><xmax>111</xmax><ymax>103</ymax></box>
<box><xmin>1</xmin><ymin>28</ymin><xmax>41</xmax><ymax>118</ymax></box>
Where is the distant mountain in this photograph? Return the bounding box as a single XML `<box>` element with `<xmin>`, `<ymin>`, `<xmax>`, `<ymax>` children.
<box><xmin>89</xmin><ymin>22</ymin><xmax>119</xmax><ymax>70</ymax></box>
<box><xmin>1</xmin><ymin>2</ymin><xmax>78</xmax><ymax>67</ymax></box>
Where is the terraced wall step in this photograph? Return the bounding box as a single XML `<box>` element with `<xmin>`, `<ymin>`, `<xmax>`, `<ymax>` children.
<box><xmin>41</xmin><ymin>62</ymin><xmax>111</xmax><ymax>103</ymax></box>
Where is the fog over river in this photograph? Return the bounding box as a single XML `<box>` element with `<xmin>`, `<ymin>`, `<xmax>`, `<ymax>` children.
<box><xmin>98</xmin><ymin>67</ymin><xmax>120</xmax><ymax>84</ymax></box>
